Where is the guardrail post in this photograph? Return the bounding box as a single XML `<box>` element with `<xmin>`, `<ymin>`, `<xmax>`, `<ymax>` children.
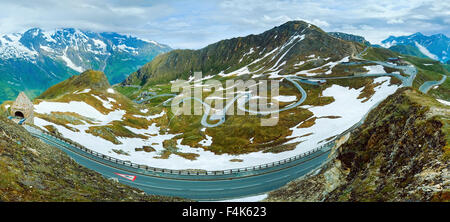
<box><xmin>28</xmin><ymin>122</ymin><xmax>354</xmax><ymax>178</ymax></box>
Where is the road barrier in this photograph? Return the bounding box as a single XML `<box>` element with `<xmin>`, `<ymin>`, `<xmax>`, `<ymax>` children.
<box><xmin>26</xmin><ymin>116</ymin><xmax>360</xmax><ymax>177</ymax></box>
<box><xmin>26</xmin><ymin>93</ymin><xmax>380</xmax><ymax>177</ymax></box>
<box><xmin>25</xmin><ymin>67</ymin><xmax>388</xmax><ymax>177</ymax></box>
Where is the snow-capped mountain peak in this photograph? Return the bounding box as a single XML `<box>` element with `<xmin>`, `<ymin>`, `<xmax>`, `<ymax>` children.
<box><xmin>0</xmin><ymin>28</ymin><xmax>171</xmax><ymax>102</ymax></box>
<box><xmin>381</xmin><ymin>32</ymin><xmax>449</xmax><ymax>63</ymax></box>
<box><xmin>1</xmin><ymin>28</ymin><xmax>170</xmax><ymax>62</ymax></box>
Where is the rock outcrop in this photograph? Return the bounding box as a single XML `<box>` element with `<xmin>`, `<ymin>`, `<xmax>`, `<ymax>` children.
<box><xmin>266</xmin><ymin>88</ymin><xmax>449</xmax><ymax>202</ymax></box>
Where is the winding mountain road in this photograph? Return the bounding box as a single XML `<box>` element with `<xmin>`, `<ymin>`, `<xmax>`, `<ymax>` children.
<box><xmin>419</xmin><ymin>74</ymin><xmax>447</xmax><ymax>93</ymax></box>
<box><xmin>25</xmin><ymin>47</ymin><xmax>420</xmax><ymax>200</ymax></box>
<box><xmin>25</xmin><ymin>125</ymin><xmax>333</xmax><ymax>200</ymax></box>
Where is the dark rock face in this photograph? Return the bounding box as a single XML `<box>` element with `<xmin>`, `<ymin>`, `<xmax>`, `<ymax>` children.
<box><xmin>266</xmin><ymin>88</ymin><xmax>449</xmax><ymax>202</ymax></box>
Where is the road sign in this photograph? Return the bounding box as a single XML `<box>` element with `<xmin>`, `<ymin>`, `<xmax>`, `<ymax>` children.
<box><xmin>114</xmin><ymin>173</ymin><xmax>137</xmax><ymax>181</ymax></box>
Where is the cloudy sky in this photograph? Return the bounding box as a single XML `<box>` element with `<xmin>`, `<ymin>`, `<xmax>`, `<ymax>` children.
<box><xmin>0</xmin><ymin>0</ymin><xmax>448</xmax><ymax>49</ymax></box>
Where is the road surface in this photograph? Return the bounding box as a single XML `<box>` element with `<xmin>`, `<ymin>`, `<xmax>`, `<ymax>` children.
<box><xmin>419</xmin><ymin>75</ymin><xmax>447</xmax><ymax>93</ymax></box>
<box><xmin>24</xmin><ymin>46</ymin><xmax>418</xmax><ymax>201</ymax></box>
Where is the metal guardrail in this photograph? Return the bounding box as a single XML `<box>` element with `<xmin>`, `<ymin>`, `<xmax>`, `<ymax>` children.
<box><xmin>31</xmin><ymin>127</ymin><xmax>338</xmax><ymax>176</ymax></box>
<box><xmin>27</xmin><ymin>89</ymin><xmax>382</xmax><ymax>177</ymax></box>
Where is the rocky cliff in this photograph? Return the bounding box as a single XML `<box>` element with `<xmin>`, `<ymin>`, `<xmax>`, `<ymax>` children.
<box><xmin>266</xmin><ymin>88</ymin><xmax>449</xmax><ymax>202</ymax></box>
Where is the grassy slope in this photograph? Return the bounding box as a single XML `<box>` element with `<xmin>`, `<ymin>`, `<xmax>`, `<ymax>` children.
<box><xmin>0</xmin><ymin>115</ymin><xmax>187</xmax><ymax>202</ymax></box>
<box><xmin>37</xmin><ymin>70</ymin><xmax>111</xmax><ymax>100</ymax></box>
<box><xmin>138</xmin><ymin>76</ymin><xmax>399</xmax><ymax>156</ymax></box>
<box><xmin>403</xmin><ymin>56</ymin><xmax>450</xmax><ymax>101</ymax></box>
<box><xmin>31</xmin><ymin>70</ymin><xmax>170</xmax><ymax>156</ymax></box>
<box><xmin>363</xmin><ymin>47</ymin><xmax>450</xmax><ymax>100</ymax></box>
<box><xmin>389</xmin><ymin>45</ymin><xmax>428</xmax><ymax>59</ymax></box>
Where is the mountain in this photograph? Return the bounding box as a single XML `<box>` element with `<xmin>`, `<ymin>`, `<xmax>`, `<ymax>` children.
<box><xmin>28</xmin><ymin>20</ymin><xmax>447</xmax><ymax>174</ymax></box>
<box><xmin>122</xmin><ymin>21</ymin><xmax>362</xmax><ymax>87</ymax></box>
<box><xmin>266</xmin><ymin>88</ymin><xmax>449</xmax><ymax>202</ymax></box>
<box><xmin>328</xmin><ymin>32</ymin><xmax>371</xmax><ymax>45</ymax></box>
<box><xmin>37</xmin><ymin>69</ymin><xmax>111</xmax><ymax>100</ymax></box>
<box><xmin>388</xmin><ymin>45</ymin><xmax>428</xmax><ymax>58</ymax></box>
<box><xmin>4</xmin><ymin>20</ymin><xmax>449</xmax><ymax>202</ymax></box>
<box><xmin>0</xmin><ymin>114</ymin><xmax>186</xmax><ymax>201</ymax></box>
<box><xmin>29</xmin><ymin>70</ymin><xmax>179</xmax><ymax>161</ymax></box>
<box><xmin>0</xmin><ymin>28</ymin><xmax>171</xmax><ymax>102</ymax></box>
<box><xmin>31</xmin><ymin>20</ymin><xmax>405</xmax><ymax>171</ymax></box>
<box><xmin>381</xmin><ymin>32</ymin><xmax>450</xmax><ymax>63</ymax></box>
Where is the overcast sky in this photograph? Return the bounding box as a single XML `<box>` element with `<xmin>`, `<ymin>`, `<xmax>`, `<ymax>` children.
<box><xmin>0</xmin><ymin>0</ymin><xmax>448</xmax><ymax>49</ymax></box>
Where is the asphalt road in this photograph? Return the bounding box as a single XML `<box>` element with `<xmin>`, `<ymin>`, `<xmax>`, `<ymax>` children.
<box><xmin>419</xmin><ymin>74</ymin><xmax>447</xmax><ymax>93</ymax></box>
<box><xmin>26</xmin><ymin>125</ymin><xmax>333</xmax><ymax>201</ymax></box>
<box><xmin>23</xmin><ymin>47</ymin><xmax>418</xmax><ymax>201</ymax></box>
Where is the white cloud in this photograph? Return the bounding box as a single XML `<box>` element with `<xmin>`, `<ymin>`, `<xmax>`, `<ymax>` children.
<box><xmin>308</xmin><ymin>19</ymin><xmax>330</xmax><ymax>27</ymax></box>
<box><xmin>387</xmin><ymin>19</ymin><xmax>404</xmax><ymax>24</ymax></box>
<box><xmin>0</xmin><ymin>0</ymin><xmax>448</xmax><ymax>49</ymax></box>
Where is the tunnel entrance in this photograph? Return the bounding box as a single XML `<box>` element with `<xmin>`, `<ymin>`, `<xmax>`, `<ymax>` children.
<box><xmin>14</xmin><ymin>111</ymin><xmax>25</xmax><ymax>119</ymax></box>
<box><xmin>10</xmin><ymin>92</ymin><xmax>34</xmax><ymax>124</ymax></box>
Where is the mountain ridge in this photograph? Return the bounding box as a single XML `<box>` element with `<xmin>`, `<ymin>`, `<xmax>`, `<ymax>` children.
<box><xmin>0</xmin><ymin>27</ymin><xmax>171</xmax><ymax>102</ymax></box>
<box><xmin>37</xmin><ymin>70</ymin><xmax>111</xmax><ymax>100</ymax></box>
<box><xmin>381</xmin><ymin>32</ymin><xmax>449</xmax><ymax>63</ymax></box>
<box><xmin>122</xmin><ymin>20</ymin><xmax>362</xmax><ymax>88</ymax></box>
<box><xmin>328</xmin><ymin>32</ymin><xmax>371</xmax><ymax>45</ymax></box>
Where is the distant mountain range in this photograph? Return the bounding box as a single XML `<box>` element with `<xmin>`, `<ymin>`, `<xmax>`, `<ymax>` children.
<box><xmin>123</xmin><ymin>21</ymin><xmax>362</xmax><ymax>87</ymax></box>
<box><xmin>381</xmin><ymin>32</ymin><xmax>449</xmax><ymax>63</ymax></box>
<box><xmin>328</xmin><ymin>32</ymin><xmax>371</xmax><ymax>46</ymax></box>
<box><xmin>0</xmin><ymin>28</ymin><xmax>171</xmax><ymax>102</ymax></box>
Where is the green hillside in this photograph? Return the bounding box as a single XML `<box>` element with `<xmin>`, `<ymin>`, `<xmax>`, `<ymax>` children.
<box><xmin>389</xmin><ymin>45</ymin><xmax>428</xmax><ymax>59</ymax></box>
<box><xmin>37</xmin><ymin>70</ymin><xmax>111</xmax><ymax>100</ymax></box>
<box><xmin>362</xmin><ymin>47</ymin><xmax>449</xmax><ymax>100</ymax></box>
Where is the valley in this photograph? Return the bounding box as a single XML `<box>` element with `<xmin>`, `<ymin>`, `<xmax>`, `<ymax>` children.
<box><xmin>1</xmin><ymin>20</ymin><xmax>448</xmax><ymax>202</ymax></box>
<box><xmin>21</xmin><ymin>21</ymin><xmax>416</xmax><ymax>172</ymax></box>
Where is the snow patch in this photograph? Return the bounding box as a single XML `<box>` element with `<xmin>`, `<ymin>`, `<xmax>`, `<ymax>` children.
<box><xmin>34</xmin><ymin>101</ymin><xmax>124</xmax><ymax>124</ymax></box>
<box><xmin>60</xmin><ymin>48</ymin><xmax>84</xmax><ymax>72</ymax></box>
<box><xmin>92</xmin><ymin>95</ymin><xmax>114</xmax><ymax>110</ymax></box>
<box><xmin>92</xmin><ymin>39</ymin><xmax>107</xmax><ymax>51</ymax></box>
<box><xmin>364</xmin><ymin>65</ymin><xmax>385</xmax><ymax>74</ymax></box>
<box><xmin>415</xmin><ymin>42</ymin><xmax>439</xmax><ymax>60</ymax></box>
<box><xmin>75</xmin><ymin>88</ymin><xmax>91</xmax><ymax>94</ymax></box>
<box><xmin>274</xmin><ymin>95</ymin><xmax>297</xmax><ymax>102</ymax></box>
<box><xmin>198</xmin><ymin>134</ymin><xmax>213</xmax><ymax>146</ymax></box>
<box><xmin>437</xmin><ymin>99</ymin><xmax>450</xmax><ymax>106</ymax></box>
